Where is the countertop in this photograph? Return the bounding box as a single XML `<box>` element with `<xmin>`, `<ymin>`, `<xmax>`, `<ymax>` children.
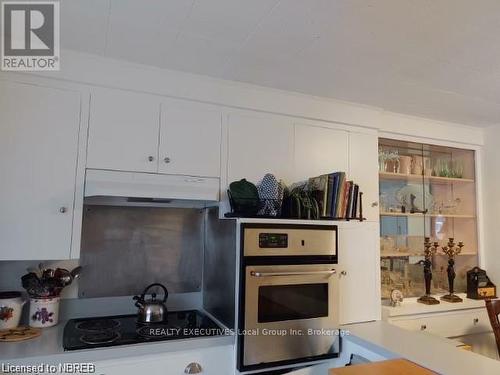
<box><xmin>343</xmin><ymin>321</ymin><xmax>500</xmax><ymax>375</ymax></box>
<box><xmin>0</xmin><ymin>320</ymin><xmax>234</xmax><ymax>365</ymax></box>
<box><xmin>382</xmin><ymin>293</ymin><xmax>487</xmax><ymax>318</ymax></box>
<box><xmin>3</xmin><ymin>319</ymin><xmax>500</xmax><ymax>374</ymax></box>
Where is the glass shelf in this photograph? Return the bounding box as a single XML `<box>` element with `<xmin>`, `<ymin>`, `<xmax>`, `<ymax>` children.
<box><xmin>379</xmin><ymin>138</ymin><xmax>478</xmax><ymax>300</ymax></box>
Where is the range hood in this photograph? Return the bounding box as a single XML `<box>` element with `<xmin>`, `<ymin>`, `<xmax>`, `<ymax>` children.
<box><xmin>84</xmin><ymin>169</ymin><xmax>220</xmax><ymax>207</ymax></box>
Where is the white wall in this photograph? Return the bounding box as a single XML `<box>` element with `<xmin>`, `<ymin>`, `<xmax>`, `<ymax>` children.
<box><xmin>482</xmin><ymin>126</ymin><xmax>500</xmax><ymax>282</ymax></box>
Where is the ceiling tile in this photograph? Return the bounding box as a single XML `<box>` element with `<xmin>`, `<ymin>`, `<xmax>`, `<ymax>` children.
<box><xmin>60</xmin><ymin>0</ymin><xmax>500</xmax><ymax>126</ymax></box>
<box><xmin>105</xmin><ymin>0</ymin><xmax>193</xmax><ymax>65</ymax></box>
<box><xmin>163</xmin><ymin>32</ymin><xmax>239</xmax><ymax>77</ymax></box>
<box><xmin>182</xmin><ymin>0</ymin><xmax>279</xmax><ymax>44</ymax></box>
<box><xmin>60</xmin><ymin>0</ymin><xmax>110</xmax><ymax>55</ymax></box>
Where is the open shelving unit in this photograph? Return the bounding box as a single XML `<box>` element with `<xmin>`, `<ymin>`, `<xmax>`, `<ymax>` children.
<box><xmin>379</xmin><ymin>138</ymin><xmax>478</xmax><ymax>300</ymax></box>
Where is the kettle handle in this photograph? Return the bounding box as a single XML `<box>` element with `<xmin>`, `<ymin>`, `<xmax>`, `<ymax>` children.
<box><xmin>142</xmin><ymin>283</ymin><xmax>168</xmax><ymax>303</ymax></box>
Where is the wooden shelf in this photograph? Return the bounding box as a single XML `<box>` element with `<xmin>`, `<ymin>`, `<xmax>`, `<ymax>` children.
<box><xmin>380</xmin><ymin>212</ymin><xmax>475</xmax><ymax>219</ymax></box>
<box><xmin>379</xmin><ymin>172</ymin><xmax>474</xmax><ymax>184</ymax></box>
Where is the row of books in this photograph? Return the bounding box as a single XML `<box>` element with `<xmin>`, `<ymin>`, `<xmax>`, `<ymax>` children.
<box><xmin>308</xmin><ymin>172</ymin><xmax>361</xmax><ymax>219</ymax></box>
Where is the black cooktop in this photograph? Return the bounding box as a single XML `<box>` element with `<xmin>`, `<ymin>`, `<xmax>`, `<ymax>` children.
<box><xmin>63</xmin><ymin>310</ymin><xmax>223</xmax><ymax>351</ymax></box>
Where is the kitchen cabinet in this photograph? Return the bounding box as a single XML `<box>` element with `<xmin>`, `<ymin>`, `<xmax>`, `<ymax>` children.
<box><xmin>87</xmin><ymin>89</ymin><xmax>222</xmax><ymax>178</ymax></box>
<box><xmin>338</xmin><ymin>222</ymin><xmax>381</xmax><ymax>324</ymax></box>
<box><xmin>0</xmin><ymin>81</ymin><xmax>81</xmax><ymax>260</ymax></box>
<box><xmin>159</xmin><ymin>101</ymin><xmax>221</xmax><ymax>177</ymax></box>
<box><xmin>227</xmin><ymin>113</ymin><xmax>294</xmax><ymax>184</ymax></box>
<box><xmin>293</xmin><ymin>124</ymin><xmax>349</xmax><ymax>182</ymax></box>
<box><xmin>378</xmin><ymin>138</ymin><xmax>478</xmax><ymax>299</ymax></box>
<box><xmin>349</xmin><ymin>132</ymin><xmax>379</xmax><ymax>222</ymax></box>
<box><xmin>387</xmin><ymin>308</ymin><xmax>490</xmax><ymax>338</ymax></box>
<box><xmin>95</xmin><ymin>345</ymin><xmax>234</xmax><ymax>375</ymax></box>
<box><xmin>87</xmin><ymin>88</ymin><xmax>161</xmax><ymax>173</ymax></box>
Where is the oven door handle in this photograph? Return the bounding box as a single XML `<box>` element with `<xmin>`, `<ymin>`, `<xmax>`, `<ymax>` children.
<box><xmin>250</xmin><ymin>269</ymin><xmax>336</xmax><ymax>277</ymax></box>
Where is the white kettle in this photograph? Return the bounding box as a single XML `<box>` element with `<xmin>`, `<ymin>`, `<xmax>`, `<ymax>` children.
<box><xmin>0</xmin><ymin>291</ymin><xmax>26</xmax><ymax>330</ymax></box>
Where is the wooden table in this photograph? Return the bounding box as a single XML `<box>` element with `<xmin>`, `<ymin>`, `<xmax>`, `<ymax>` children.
<box><xmin>329</xmin><ymin>359</ymin><xmax>437</xmax><ymax>374</ymax></box>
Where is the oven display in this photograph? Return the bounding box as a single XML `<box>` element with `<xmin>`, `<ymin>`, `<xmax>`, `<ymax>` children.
<box><xmin>259</xmin><ymin>233</ymin><xmax>288</xmax><ymax>248</ymax></box>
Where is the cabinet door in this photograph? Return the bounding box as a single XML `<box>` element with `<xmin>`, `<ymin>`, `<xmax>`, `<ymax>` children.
<box><xmin>338</xmin><ymin>222</ymin><xmax>381</xmax><ymax>324</ymax></box>
<box><xmin>0</xmin><ymin>81</ymin><xmax>81</xmax><ymax>260</ymax></box>
<box><xmin>293</xmin><ymin>124</ymin><xmax>349</xmax><ymax>181</ymax></box>
<box><xmin>96</xmin><ymin>345</ymin><xmax>234</xmax><ymax>375</ymax></box>
<box><xmin>349</xmin><ymin>132</ymin><xmax>379</xmax><ymax>221</ymax></box>
<box><xmin>227</xmin><ymin>113</ymin><xmax>294</xmax><ymax>184</ymax></box>
<box><xmin>87</xmin><ymin>88</ymin><xmax>160</xmax><ymax>173</ymax></box>
<box><xmin>159</xmin><ymin>101</ymin><xmax>221</xmax><ymax>177</ymax></box>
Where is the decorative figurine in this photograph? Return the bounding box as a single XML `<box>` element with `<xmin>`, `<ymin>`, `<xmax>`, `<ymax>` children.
<box><xmin>440</xmin><ymin>238</ymin><xmax>464</xmax><ymax>303</ymax></box>
<box><xmin>390</xmin><ymin>289</ymin><xmax>404</xmax><ymax>307</ymax></box>
<box><xmin>417</xmin><ymin>237</ymin><xmax>440</xmax><ymax>305</ymax></box>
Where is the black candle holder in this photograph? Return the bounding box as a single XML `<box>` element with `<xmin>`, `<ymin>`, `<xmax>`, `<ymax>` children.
<box><xmin>440</xmin><ymin>238</ymin><xmax>464</xmax><ymax>303</ymax></box>
<box><xmin>417</xmin><ymin>237</ymin><xmax>440</xmax><ymax>305</ymax></box>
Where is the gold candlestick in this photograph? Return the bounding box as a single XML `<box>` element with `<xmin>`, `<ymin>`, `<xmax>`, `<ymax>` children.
<box><xmin>440</xmin><ymin>238</ymin><xmax>464</xmax><ymax>303</ymax></box>
<box><xmin>417</xmin><ymin>237</ymin><xmax>440</xmax><ymax>305</ymax></box>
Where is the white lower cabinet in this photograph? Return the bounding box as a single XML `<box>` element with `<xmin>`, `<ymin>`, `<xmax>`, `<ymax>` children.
<box><xmin>389</xmin><ymin>309</ymin><xmax>491</xmax><ymax>338</ymax></box>
<box><xmin>95</xmin><ymin>345</ymin><xmax>234</xmax><ymax>375</ymax></box>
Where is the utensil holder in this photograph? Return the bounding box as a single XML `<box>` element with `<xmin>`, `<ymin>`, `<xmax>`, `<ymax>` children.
<box><xmin>29</xmin><ymin>296</ymin><xmax>59</xmax><ymax>328</ymax></box>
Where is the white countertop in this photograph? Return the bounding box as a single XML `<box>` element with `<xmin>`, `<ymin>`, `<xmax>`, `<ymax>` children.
<box><xmin>3</xmin><ymin>319</ymin><xmax>500</xmax><ymax>374</ymax></box>
<box><xmin>0</xmin><ymin>320</ymin><xmax>234</xmax><ymax>365</ymax></box>
<box><xmin>343</xmin><ymin>320</ymin><xmax>500</xmax><ymax>375</ymax></box>
<box><xmin>382</xmin><ymin>293</ymin><xmax>487</xmax><ymax>318</ymax></box>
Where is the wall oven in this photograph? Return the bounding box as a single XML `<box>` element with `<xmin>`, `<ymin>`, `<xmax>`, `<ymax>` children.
<box><xmin>238</xmin><ymin>223</ymin><xmax>340</xmax><ymax>372</ymax></box>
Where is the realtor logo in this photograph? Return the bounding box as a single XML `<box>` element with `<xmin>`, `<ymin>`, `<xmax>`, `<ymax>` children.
<box><xmin>1</xmin><ymin>1</ymin><xmax>59</xmax><ymax>71</ymax></box>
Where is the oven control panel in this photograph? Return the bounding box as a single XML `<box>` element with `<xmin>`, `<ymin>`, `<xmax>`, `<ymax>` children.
<box><xmin>259</xmin><ymin>233</ymin><xmax>288</xmax><ymax>248</ymax></box>
<box><xmin>243</xmin><ymin>225</ymin><xmax>337</xmax><ymax>258</ymax></box>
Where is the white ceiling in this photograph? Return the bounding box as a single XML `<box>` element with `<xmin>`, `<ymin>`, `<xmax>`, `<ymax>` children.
<box><xmin>61</xmin><ymin>0</ymin><xmax>500</xmax><ymax>127</ymax></box>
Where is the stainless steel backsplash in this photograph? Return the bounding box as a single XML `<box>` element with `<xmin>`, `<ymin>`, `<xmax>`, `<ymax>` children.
<box><xmin>79</xmin><ymin>205</ymin><xmax>204</xmax><ymax>298</ymax></box>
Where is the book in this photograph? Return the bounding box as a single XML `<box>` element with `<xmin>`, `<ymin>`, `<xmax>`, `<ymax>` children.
<box><xmin>351</xmin><ymin>184</ymin><xmax>359</xmax><ymax>218</ymax></box>
<box><xmin>335</xmin><ymin>172</ymin><xmax>346</xmax><ymax>218</ymax></box>
<box><xmin>326</xmin><ymin>173</ymin><xmax>336</xmax><ymax>217</ymax></box>
<box><xmin>344</xmin><ymin>181</ymin><xmax>353</xmax><ymax>218</ymax></box>
<box><xmin>308</xmin><ymin>174</ymin><xmax>329</xmax><ymax>217</ymax></box>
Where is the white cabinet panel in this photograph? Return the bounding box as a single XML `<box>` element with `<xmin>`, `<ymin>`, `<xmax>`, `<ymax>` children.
<box><xmin>0</xmin><ymin>81</ymin><xmax>81</xmax><ymax>260</ymax></box>
<box><xmin>389</xmin><ymin>309</ymin><xmax>491</xmax><ymax>338</ymax></box>
<box><xmin>349</xmin><ymin>132</ymin><xmax>379</xmax><ymax>221</ymax></box>
<box><xmin>87</xmin><ymin>88</ymin><xmax>160</xmax><ymax>173</ymax></box>
<box><xmin>338</xmin><ymin>222</ymin><xmax>381</xmax><ymax>324</ymax></box>
<box><xmin>96</xmin><ymin>345</ymin><xmax>234</xmax><ymax>375</ymax></box>
<box><xmin>159</xmin><ymin>101</ymin><xmax>221</xmax><ymax>177</ymax></box>
<box><xmin>227</xmin><ymin>113</ymin><xmax>294</xmax><ymax>184</ymax></box>
<box><xmin>293</xmin><ymin>124</ymin><xmax>349</xmax><ymax>182</ymax></box>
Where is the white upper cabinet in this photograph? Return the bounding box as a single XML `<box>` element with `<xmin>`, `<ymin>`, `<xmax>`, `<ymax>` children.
<box><xmin>159</xmin><ymin>101</ymin><xmax>221</xmax><ymax>177</ymax></box>
<box><xmin>293</xmin><ymin>124</ymin><xmax>349</xmax><ymax>182</ymax></box>
<box><xmin>0</xmin><ymin>81</ymin><xmax>81</xmax><ymax>260</ymax></box>
<box><xmin>87</xmin><ymin>88</ymin><xmax>161</xmax><ymax>173</ymax></box>
<box><xmin>349</xmin><ymin>132</ymin><xmax>379</xmax><ymax>221</ymax></box>
<box><xmin>338</xmin><ymin>222</ymin><xmax>381</xmax><ymax>324</ymax></box>
<box><xmin>227</xmin><ymin>113</ymin><xmax>294</xmax><ymax>185</ymax></box>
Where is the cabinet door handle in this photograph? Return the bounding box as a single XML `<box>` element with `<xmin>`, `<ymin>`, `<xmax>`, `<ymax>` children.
<box><xmin>59</xmin><ymin>207</ymin><xmax>68</xmax><ymax>213</ymax></box>
<box><xmin>184</xmin><ymin>362</ymin><xmax>202</xmax><ymax>374</ymax></box>
<box><xmin>164</xmin><ymin>157</ymin><xmax>171</xmax><ymax>164</ymax></box>
<box><xmin>148</xmin><ymin>156</ymin><xmax>155</xmax><ymax>162</ymax></box>
<box><xmin>420</xmin><ymin>324</ymin><xmax>427</xmax><ymax>331</ymax></box>
<box><xmin>371</xmin><ymin>201</ymin><xmax>379</xmax><ymax>207</ymax></box>
<box><xmin>473</xmin><ymin>318</ymin><xmax>479</xmax><ymax>324</ymax></box>
<box><xmin>340</xmin><ymin>271</ymin><xmax>347</xmax><ymax>276</ymax></box>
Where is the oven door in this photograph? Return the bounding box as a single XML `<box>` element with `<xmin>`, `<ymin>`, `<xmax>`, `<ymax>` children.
<box><xmin>242</xmin><ymin>264</ymin><xmax>340</xmax><ymax>369</ymax></box>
